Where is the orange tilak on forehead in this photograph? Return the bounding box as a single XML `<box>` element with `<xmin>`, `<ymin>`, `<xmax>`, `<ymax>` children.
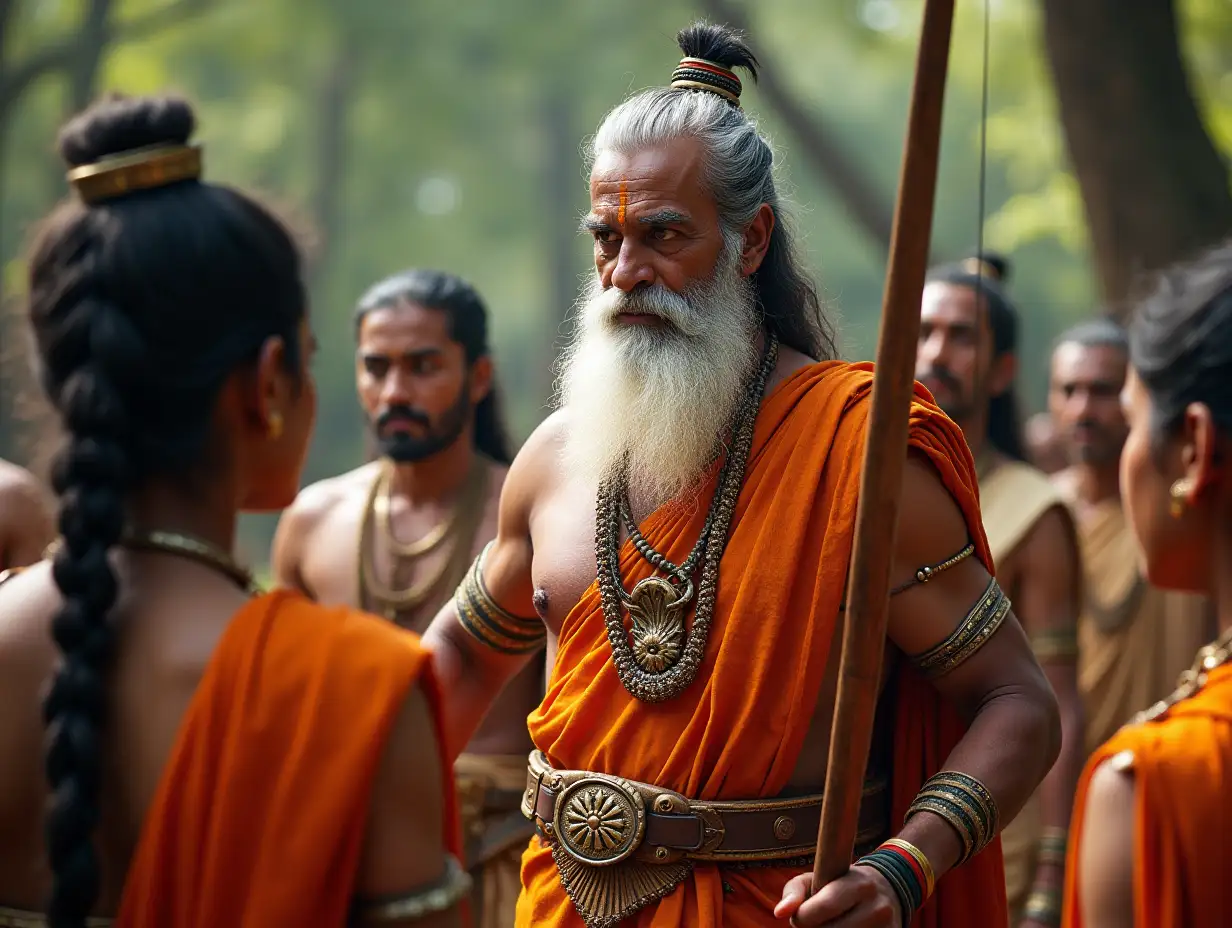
<box><xmin>617</xmin><ymin>179</ymin><xmax>628</xmax><ymax>225</ymax></box>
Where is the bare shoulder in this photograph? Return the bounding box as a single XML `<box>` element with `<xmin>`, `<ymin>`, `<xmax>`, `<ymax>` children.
<box><xmin>506</xmin><ymin>410</ymin><xmax>568</xmax><ymax>490</ymax></box>
<box><xmin>284</xmin><ymin>461</ymin><xmax>383</xmax><ymax>531</ymax></box>
<box><xmin>1019</xmin><ymin>502</ymin><xmax>1080</xmax><ymax>567</ymax></box>
<box><xmin>0</xmin><ymin>561</ymin><xmax>58</xmax><ymax>676</ymax></box>
<box><xmin>1077</xmin><ymin>755</ymin><xmax>1136</xmax><ymax>927</ymax></box>
<box><xmin>0</xmin><ymin>460</ymin><xmax>49</xmax><ymax>513</ymax></box>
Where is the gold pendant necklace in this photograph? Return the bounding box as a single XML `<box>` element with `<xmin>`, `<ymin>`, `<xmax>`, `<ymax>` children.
<box><xmin>595</xmin><ymin>337</ymin><xmax>777</xmax><ymax>703</ymax></box>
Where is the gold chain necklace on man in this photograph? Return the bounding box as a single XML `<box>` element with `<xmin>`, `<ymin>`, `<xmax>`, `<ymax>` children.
<box><xmin>595</xmin><ymin>336</ymin><xmax>778</xmax><ymax>703</ymax></box>
<box><xmin>358</xmin><ymin>454</ymin><xmax>488</xmax><ymax>622</ymax></box>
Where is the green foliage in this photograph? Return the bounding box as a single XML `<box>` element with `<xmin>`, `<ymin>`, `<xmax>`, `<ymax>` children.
<box><xmin>1</xmin><ymin>0</ymin><xmax>1229</xmax><ymax>567</ymax></box>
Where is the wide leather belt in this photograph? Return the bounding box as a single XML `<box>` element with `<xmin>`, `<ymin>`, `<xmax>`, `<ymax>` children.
<box><xmin>521</xmin><ymin>750</ymin><xmax>889</xmax><ymax>866</ymax></box>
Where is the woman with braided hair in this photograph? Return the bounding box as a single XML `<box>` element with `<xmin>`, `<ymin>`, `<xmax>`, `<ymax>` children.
<box><xmin>0</xmin><ymin>95</ymin><xmax>467</xmax><ymax>927</ymax></box>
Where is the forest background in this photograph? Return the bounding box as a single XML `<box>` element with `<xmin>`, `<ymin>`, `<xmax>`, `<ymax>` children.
<box><xmin>0</xmin><ymin>0</ymin><xmax>1228</xmax><ymax>568</ymax></box>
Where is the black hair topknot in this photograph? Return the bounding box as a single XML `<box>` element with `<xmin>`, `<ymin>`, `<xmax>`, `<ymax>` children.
<box><xmin>676</xmin><ymin>22</ymin><xmax>760</xmax><ymax>81</ymax></box>
<box><xmin>57</xmin><ymin>93</ymin><xmax>195</xmax><ymax>169</ymax></box>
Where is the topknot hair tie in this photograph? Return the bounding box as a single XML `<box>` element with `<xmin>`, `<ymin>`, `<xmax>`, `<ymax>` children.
<box><xmin>671</xmin><ymin>56</ymin><xmax>742</xmax><ymax>107</ymax></box>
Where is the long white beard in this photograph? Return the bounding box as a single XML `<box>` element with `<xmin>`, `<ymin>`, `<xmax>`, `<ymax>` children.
<box><xmin>556</xmin><ymin>240</ymin><xmax>760</xmax><ymax>507</ymax></box>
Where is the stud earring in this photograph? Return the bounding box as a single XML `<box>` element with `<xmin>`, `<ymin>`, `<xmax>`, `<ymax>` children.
<box><xmin>267</xmin><ymin>410</ymin><xmax>284</xmax><ymax>441</ymax></box>
<box><xmin>1169</xmin><ymin>477</ymin><xmax>1193</xmax><ymax>518</ymax></box>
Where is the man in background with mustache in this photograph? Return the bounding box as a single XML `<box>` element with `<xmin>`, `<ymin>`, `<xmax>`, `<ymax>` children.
<box><xmin>272</xmin><ymin>269</ymin><xmax>541</xmax><ymax>928</ymax></box>
<box><xmin>423</xmin><ymin>22</ymin><xmax>1060</xmax><ymax>928</ymax></box>
<box><xmin>915</xmin><ymin>255</ymin><xmax>1084</xmax><ymax>928</ymax></box>
<box><xmin>1048</xmin><ymin>318</ymin><xmax>1213</xmax><ymax>756</ymax></box>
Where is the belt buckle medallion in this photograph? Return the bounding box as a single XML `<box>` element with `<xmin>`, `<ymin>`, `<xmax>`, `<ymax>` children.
<box><xmin>553</xmin><ymin>774</ymin><xmax>647</xmax><ymax>866</ymax></box>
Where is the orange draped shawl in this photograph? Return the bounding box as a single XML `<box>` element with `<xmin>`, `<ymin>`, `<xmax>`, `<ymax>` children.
<box><xmin>518</xmin><ymin>361</ymin><xmax>1007</xmax><ymax>927</ymax></box>
<box><xmin>117</xmin><ymin>590</ymin><xmax>461</xmax><ymax>927</ymax></box>
<box><xmin>1063</xmin><ymin>663</ymin><xmax>1232</xmax><ymax>927</ymax></box>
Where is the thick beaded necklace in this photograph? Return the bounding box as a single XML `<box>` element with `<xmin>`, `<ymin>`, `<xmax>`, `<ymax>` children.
<box><xmin>594</xmin><ymin>337</ymin><xmax>777</xmax><ymax>703</ymax></box>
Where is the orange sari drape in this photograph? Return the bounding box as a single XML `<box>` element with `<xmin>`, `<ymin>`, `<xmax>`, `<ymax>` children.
<box><xmin>117</xmin><ymin>590</ymin><xmax>461</xmax><ymax>927</ymax></box>
<box><xmin>1063</xmin><ymin>663</ymin><xmax>1232</xmax><ymax>927</ymax></box>
<box><xmin>518</xmin><ymin>361</ymin><xmax>1007</xmax><ymax>927</ymax></box>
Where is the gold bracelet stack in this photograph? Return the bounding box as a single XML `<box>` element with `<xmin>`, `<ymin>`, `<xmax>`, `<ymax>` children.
<box><xmin>454</xmin><ymin>543</ymin><xmax>545</xmax><ymax>655</ymax></box>
<box><xmin>1023</xmin><ymin>887</ymin><xmax>1063</xmax><ymax>926</ymax></box>
<box><xmin>905</xmin><ymin>771</ymin><xmax>999</xmax><ymax>865</ymax></box>
<box><xmin>908</xmin><ymin>578</ymin><xmax>1011</xmax><ymax>680</ymax></box>
<box><xmin>880</xmin><ymin>838</ymin><xmax>936</xmax><ymax>900</ymax></box>
<box><xmin>1036</xmin><ymin>827</ymin><xmax>1068</xmax><ymax>869</ymax></box>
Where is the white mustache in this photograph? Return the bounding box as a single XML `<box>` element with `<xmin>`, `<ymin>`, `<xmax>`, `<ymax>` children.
<box><xmin>591</xmin><ymin>283</ymin><xmax>703</xmax><ymax>337</ymax></box>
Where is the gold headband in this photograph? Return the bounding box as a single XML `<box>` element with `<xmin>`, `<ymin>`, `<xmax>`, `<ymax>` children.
<box><xmin>961</xmin><ymin>257</ymin><xmax>998</xmax><ymax>280</ymax></box>
<box><xmin>67</xmin><ymin>144</ymin><xmax>202</xmax><ymax>205</ymax></box>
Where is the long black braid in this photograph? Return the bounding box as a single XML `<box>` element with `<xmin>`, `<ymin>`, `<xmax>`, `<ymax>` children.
<box><xmin>27</xmin><ymin>94</ymin><xmax>307</xmax><ymax>927</ymax></box>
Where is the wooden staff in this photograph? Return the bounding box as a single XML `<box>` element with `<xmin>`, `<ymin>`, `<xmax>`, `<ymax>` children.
<box><xmin>813</xmin><ymin>0</ymin><xmax>957</xmax><ymax>889</ymax></box>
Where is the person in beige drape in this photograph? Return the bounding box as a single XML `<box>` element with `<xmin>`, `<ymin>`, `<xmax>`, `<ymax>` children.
<box><xmin>1048</xmin><ymin>319</ymin><xmax>1214</xmax><ymax>754</ymax></box>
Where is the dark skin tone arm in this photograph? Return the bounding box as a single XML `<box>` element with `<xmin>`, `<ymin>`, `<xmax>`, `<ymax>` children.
<box><xmin>1008</xmin><ymin>506</ymin><xmax>1084</xmax><ymax>922</ymax></box>
<box><xmin>354</xmin><ymin>681</ymin><xmax>462</xmax><ymax>928</ymax></box>
<box><xmin>779</xmin><ymin>454</ymin><xmax>1062</xmax><ymax>925</ymax></box>
<box><xmin>422</xmin><ymin>417</ymin><xmax>550</xmax><ymax>758</ymax></box>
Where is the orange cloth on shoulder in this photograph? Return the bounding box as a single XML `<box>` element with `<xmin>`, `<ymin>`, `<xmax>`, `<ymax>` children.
<box><xmin>117</xmin><ymin>590</ymin><xmax>461</xmax><ymax>927</ymax></box>
<box><xmin>517</xmin><ymin>361</ymin><xmax>1008</xmax><ymax>927</ymax></box>
<box><xmin>1063</xmin><ymin>662</ymin><xmax>1232</xmax><ymax>927</ymax></box>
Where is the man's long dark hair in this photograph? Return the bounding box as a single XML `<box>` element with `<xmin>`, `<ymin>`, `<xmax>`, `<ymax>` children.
<box><xmin>354</xmin><ymin>269</ymin><xmax>513</xmax><ymax>465</ymax></box>
<box><xmin>927</xmin><ymin>252</ymin><xmax>1026</xmax><ymax>461</ymax></box>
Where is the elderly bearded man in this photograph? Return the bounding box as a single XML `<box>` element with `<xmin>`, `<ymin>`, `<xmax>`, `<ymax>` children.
<box><xmin>425</xmin><ymin>23</ymin><xmax>1058</xmax><ymax>928</ymax></box>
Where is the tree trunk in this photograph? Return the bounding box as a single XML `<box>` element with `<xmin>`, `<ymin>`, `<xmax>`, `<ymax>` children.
<box><xmin>66</xmin><ymin>0</ymin><xmax>112</xmax><ymax>114</ymax></box>
<box><xmin>1040</xmin><ymin>0</ymin><xmax>1232</xmax><ymax>311</ymax></box>
<box><xmin>308</xmin><ymin>33</ymin><xmax>358</xmax><ymax>293</ymax></box>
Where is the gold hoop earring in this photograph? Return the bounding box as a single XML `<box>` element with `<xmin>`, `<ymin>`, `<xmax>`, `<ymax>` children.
<box><xmin>267</xmin><ymin>410</ymin><xmax>284</xmax><ymax>441</ymax></box>
<box><xmin>1169</xmin><ymin>477</ymin><xmax>1193</xmax><ymax>518</ymax></box>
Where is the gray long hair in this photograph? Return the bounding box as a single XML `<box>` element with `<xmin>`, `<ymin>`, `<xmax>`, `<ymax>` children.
<box><xmin>586</xmin><ymin>23</ymin><xmax>837</xmax><ymax>361</ymax></box>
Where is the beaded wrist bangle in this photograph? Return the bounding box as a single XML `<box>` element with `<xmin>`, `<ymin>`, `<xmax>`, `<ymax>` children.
<box><xmin>854</xmin><ymin>846</ymin><xmax>922</xmax><ymax>928</ymax></box>
<box><xmin>905</xmin><ymin>771</ymin><xmax>999</xmax><ymax>865</ymax></box>
<box><xmin>880</xmin><ymin>838</ymin><xmax>936</xmax><ymax>900</ymax></box>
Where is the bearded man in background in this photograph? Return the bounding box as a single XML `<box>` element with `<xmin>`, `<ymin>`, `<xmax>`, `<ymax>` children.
<box><xmin>273</xmin><ymin>269</ymin><xmax>541</xmax><ymax>928</ymax></box>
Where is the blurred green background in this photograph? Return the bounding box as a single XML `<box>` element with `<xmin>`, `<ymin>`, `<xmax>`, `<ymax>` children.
<box><xmin>0</xmin><ymin>0</ymin><xmax>1229</xmax><ymax>571</ymax></box>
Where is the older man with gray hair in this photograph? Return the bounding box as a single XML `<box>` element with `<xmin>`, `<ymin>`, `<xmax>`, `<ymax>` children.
<box><xmin>425</xmin><ymin>22</ymin><xmax>1055</xmax><ymax>928</ymax></box>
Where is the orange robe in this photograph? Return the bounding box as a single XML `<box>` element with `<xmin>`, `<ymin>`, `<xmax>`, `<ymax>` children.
<box><xmin>117</xmin><ymin>590</ymin><xmax>461</xmax><ymax>927</ymax></box>
<box><xmin>518</xmin><ymin>362</ymin><xmax>1008</xmax><ymax>927</ymax></box>
<box><xmin>1063</xmin><ymin>663</ymin><xmax>1232</xmax><ymax>927</ymax></box>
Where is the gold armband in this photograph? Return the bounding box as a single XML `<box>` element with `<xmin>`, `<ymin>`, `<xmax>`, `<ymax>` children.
<box><xmin>905</xmin><ymin>770</ymin><xmax>999</xmax><ymax>865</ymax></box>
<box><xmin>908</xmin><ymin>578</ymin><xmax>1011</xmax><ymax>679</ymax></box>
<box><xmin>351</xmin><ymin>854</ymin><xmax>472</xmax><ymax>922</ymax></box>
<box><xmin>455</xmin><ymin>543</ymin><xmax>545</xmax><ymax>655</ymax></box>
<box><xmin>1030</xmin><ymin>629</ymin><xmax>1079</xmax><ymax>662</ymax></box>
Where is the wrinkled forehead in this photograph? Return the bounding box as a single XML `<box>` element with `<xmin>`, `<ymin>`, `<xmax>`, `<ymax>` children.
<box><xmin>589</xmin><ymin>138</ymin><xmax>717</xmax><ymax>220</ymax></box>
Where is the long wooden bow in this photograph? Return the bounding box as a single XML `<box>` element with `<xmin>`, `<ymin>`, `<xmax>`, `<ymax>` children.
<box><xmin>812</xmin><ymin>0</ymin><xmax>957</xmax><ymax>889</ymax></box>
